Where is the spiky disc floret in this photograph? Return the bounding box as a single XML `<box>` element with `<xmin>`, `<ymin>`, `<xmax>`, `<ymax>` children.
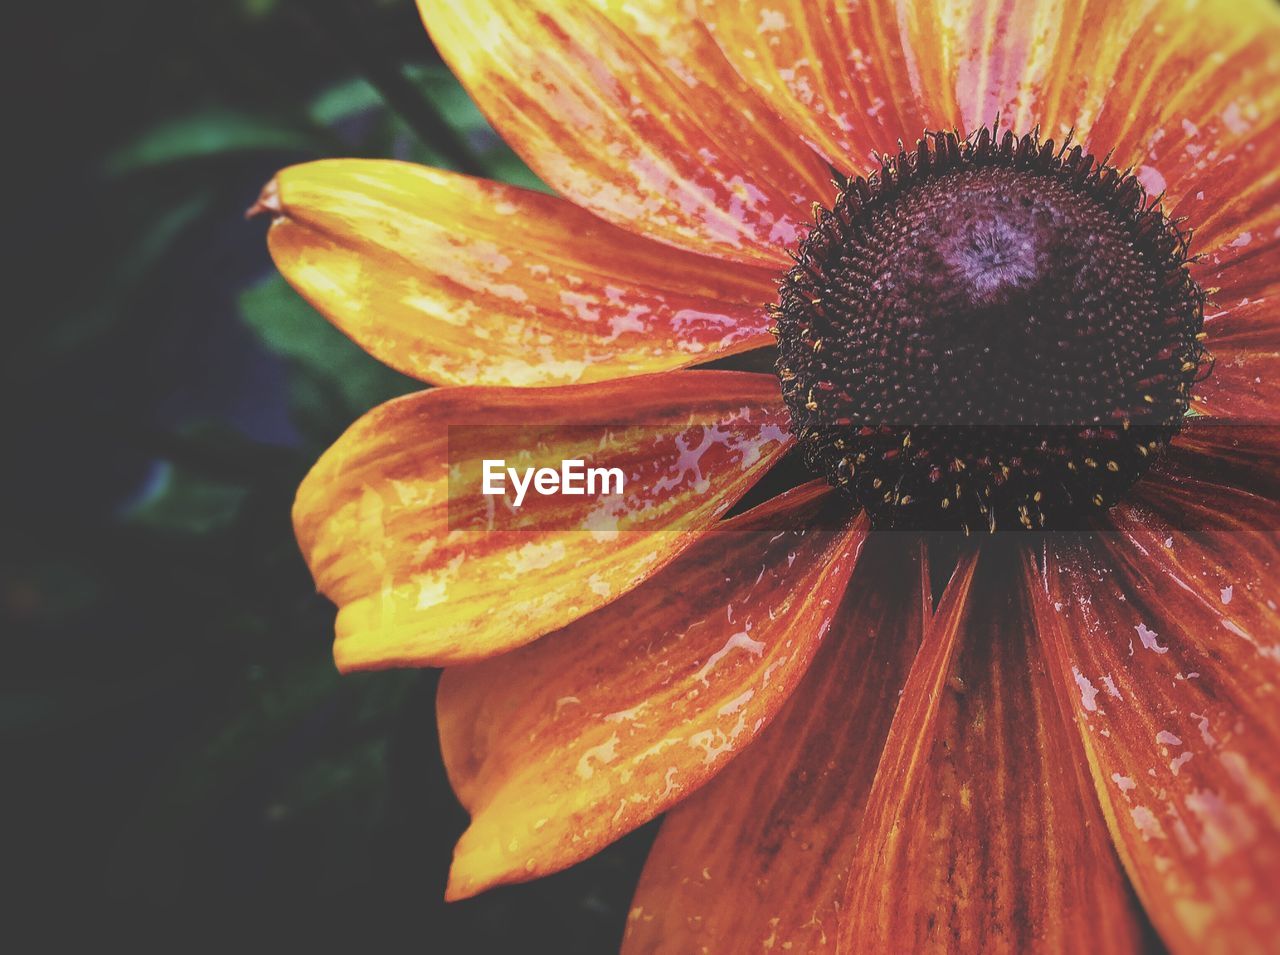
<box><xmin>775</xmin><ymin>126</ymin><xmax>1207</xmax><ymax>532</ymax></box>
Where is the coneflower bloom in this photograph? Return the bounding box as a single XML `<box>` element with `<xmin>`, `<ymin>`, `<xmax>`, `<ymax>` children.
<box><xmin>253</xmin><ymin>1</ymin><xmax>1280</xmax><ymax>950</ymax></box>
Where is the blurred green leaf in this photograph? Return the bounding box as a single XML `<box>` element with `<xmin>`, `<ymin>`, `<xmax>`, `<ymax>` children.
<box><xmin>106</xmin><ymin>109</ymin><xmax>329</xmax><ymax>174</ymax></box>
<box><xmin>125</xmin><ymin>461</ymin><xmax>249</xmax><ymax>535</ymax></box>
<box><xmin>407</xmin><ymin>64</ymin><xmax>492</xmax><ymax>135</ymax></box>
<box><xmin>308</xmin><ymin>77</ymin><xmax>384</xmax><ymax>128</ymax></box>
<box><xmin>307</xmin><ymin>65</ymin><xmax>550</xmax><ymax>191</ymax></box>
<box><xmin>25</xmin><ymin>192</ymin><xmax>214</xmax><ymax>368</ymax></box>
<box><xmin>309</xmin><ymin>66</ymin><xmax>489</xmax><ymax>135</ymax></box>
<box><xmin>106</xmin><ymin>657</ymin><xmax>341</xmax><ymax>894</ymax></box>
<box><xmin>108</xmin><ymin>660</ymin><xmax>422</xmax><ymax>898</ymax></box>
<box><xmin>239</xmin><ymin>0</ymin><xmax>278</xmax><ymax>19</ymax></box>
<box><xmin>239</xmin><ymin>274</ymin><xmax>419</xmax><ymax>420</ymax></box>
<box><xmin>484</xmin><ymin>148</ymin><xmax>551</xmax><ymax>192</ymax></box>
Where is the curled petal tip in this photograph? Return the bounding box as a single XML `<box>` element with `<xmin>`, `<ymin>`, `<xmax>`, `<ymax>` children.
<box><xmin>246</xmin><ymin>177</ymin><xmax>282</xmax><ymax>220</ymax></box>
<box><xmin>444</xmin><ymin>860</ymin><xmax>483</xmax><ymax>902</ymax></box>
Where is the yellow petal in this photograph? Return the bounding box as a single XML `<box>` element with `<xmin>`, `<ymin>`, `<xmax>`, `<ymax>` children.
<box><xmin>294</xmin><ymin>371</ymin><xmax>791</xmax><ymax>669</ymax></box>
<box><xmin>419</xmin><ymin>0</ymin><xmax>831</xmax><ymax>266</ymax></box>
<box><xmin>437</xmin><ymin>483</ymin><xmax>868</xmax><ymax>898</ymax></box>
<box><xmin>694</xmin><ymin>0</ymin><xmax>957</xmax><ymax>172</ymax></box>
<box><xmin>265</xmin><ymin>160</ymin><xmax>776</xmax><ymax>387</ymax></box>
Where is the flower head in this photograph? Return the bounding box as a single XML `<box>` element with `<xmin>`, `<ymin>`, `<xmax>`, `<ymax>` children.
<box><xmin>256</xmin><ymin>1</ymin><xmax>1280</xmax><ymax>950</ymax></box>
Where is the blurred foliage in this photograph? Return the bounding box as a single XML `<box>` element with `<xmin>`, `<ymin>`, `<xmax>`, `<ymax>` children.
<box><xmin>239</xmin><ymin>274</ymin><xmax>419</xmax><ymax>423</ymax></box>
<box><xmin>6</xmin><ymin>0</ymin><xmax>647</xmax><ymax>946</ymax></box>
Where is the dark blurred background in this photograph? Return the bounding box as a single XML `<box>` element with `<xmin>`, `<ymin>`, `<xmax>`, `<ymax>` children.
<box><xmin>5</xmin><ymin>1</ymin><xmax>653</xmax><ymax>946</ymax></box>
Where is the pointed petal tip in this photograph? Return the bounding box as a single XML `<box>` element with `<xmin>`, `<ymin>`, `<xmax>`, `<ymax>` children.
<box><xmin>299</xmin><ymin>373</ymin><xmax>791</xmax><ymax>672</ymax></box>
<box><xmin>433</xmin><ymin>483</ymin><xmax>864</xmax><ymax>898</ymax></box>
<box><xmin>246</xmin><ymin>176</ymin><xmax>283</xmax><ymax>221</ymax></box>
<box><xmin>443</xmin><ymin>866</ymin><xmax>478</xmax><ymax>903</ymax></box>
<box><xmin>445</xmin><ymin>829</ymin><xmax>519</xmax><ymax>901</ymax></box>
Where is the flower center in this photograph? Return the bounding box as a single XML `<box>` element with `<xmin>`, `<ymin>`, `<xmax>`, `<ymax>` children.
<box><xmin>775</xmin><ymin>128</ymin><xmax>1207</xmax><ymax>532</ymax></box>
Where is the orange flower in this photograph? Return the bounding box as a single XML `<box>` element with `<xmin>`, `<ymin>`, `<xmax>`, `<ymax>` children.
<box><xmin>254</xmin><ymin>1</ymin><xmax>1280</xmax><ymax>950</ymax></box>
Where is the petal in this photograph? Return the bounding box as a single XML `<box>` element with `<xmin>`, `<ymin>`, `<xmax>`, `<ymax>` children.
<box><xmin>839</xmin><ymin>544</ymin><xmax>1147</xmax><ymax>953</ymax></box>
<box><xmin>1163</xmin><ymin>420</ymin><xmax>1280</xmax><ymax>504</ymax></box>
<box><xmin>295</xmin><ymin>371</ymin><xmax>792</xmax><ymax>670</ymax></box>
<box><xmin>1088</xmin><ymin>0</ymin><xmax>1280</xmax><ymax>244</ymax></box>
<box><xmin>694</xmin><ymin>0</ymin><xmax>950</xmax><ymax>172</ymax></box>
<box><xmin>436</xmin><ymin>482</ymin><xmax>868</xmax><ymax>899</ymax></box>
<box><xmin>264</xmin><ymin>160</ymin><xmax>777</xmax><ymax>388</ymax></box>
<box><xmin>622</xmin><ymin>533</ymin><xmax>928</xmax><ymax>953</ymax></box>
<box><xmin>700</xmin><ymin>0</ymin><xmax>1196</xmax><ymax>172</ymax></box>
<box><xmin>1030</xmin><ymin>472</ymin><xmax>1280</xmax><ymax>951</ymax></box>
<box><xmin>1192</xmin><ymin>275</ymin><xmax>1280</xmax><ymax>422</ymax></box>
<box><xmin>418</xmin><ymin>0</ymin><xmax>832</xmax><ymax>267</ymax></box>
<box><xmin>701</xmin><ymin>0</ymin><xmax>1280</xmax><ymax>207</ymax></box>
<box><xmin>1103</xmin><ymin>0</ymin><xmax>1280</xmax><ymax>423</ymax></box>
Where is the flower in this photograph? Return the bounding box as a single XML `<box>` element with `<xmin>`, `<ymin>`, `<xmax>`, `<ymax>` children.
<box><xmin>254</xmin><ymin>0</ymin><xmax>1280</xmax><ymax>951</ymax></box>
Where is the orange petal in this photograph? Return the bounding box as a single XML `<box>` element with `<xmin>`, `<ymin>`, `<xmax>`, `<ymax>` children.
<box><xmin>1192</xmin><ymin>272</ymin><xmax>1280</xmax><ymax>421</ymax></box>
<box><xmin>1030</xmin><ymin>471</ymin><xmax>1280</xmax><ymax>952</ymax></box>
<box><xmin>294</xmin><ymin>371</ymin><xmax>792</xmax><ymax>670</ymax></box>
<box><xmin>1086</xmin><ymin>0</ymin><xmax>1280</xmax><ymax>242</ymax></box>
<box><xmin>418</xmin><ymin>0</ymin><xmax>832</xmax><ymax>267</ymax></box>
<box><xmin>1107</xmin><ymin>0</ymin><xmax>1280</xmax><ymax>423</ymax></box>
<box><xmin>699</xmin><ymin>0</ymin><xmax>1190</xmax><ymax>171</ymax></box>
<box><xmin>436</xmin><ymin>482</ymin><xmax>868</xmax><ymax>899</ymax></box>
<box><xmin>263</xmin><ymin>160</ymin><xmax>777</xmax><ymax>388</ymax></box>
<box><xmin>1163</xmin><ymin>420</ymin><xmax>1280</xmax><ymax>503</ymax></box>
<box><xmin>694</xmin><ymin>0</ymin><xmax>950</xmax><ymax>172</ymax></box>
<box><xmin>1081</xmin><ymin>0</ymin><xmax>1280</xmax><ymax>425</ymax></box>
<box><xmin>622</xmin><ymin>533</ymin><xmax>927</xmax><ymax>953</ymax></box>
<box><xmin>839</xmin><ymin>544</ymin><xmax>1146</xmax><ymax>953</ymax></box>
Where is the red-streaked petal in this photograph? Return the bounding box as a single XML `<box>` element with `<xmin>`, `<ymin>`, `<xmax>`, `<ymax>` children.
<box><xmin>695</xmin><ymin>0</ymin><xmax>948</xmax><ymax>173</ymax></box>
<box><xmin>1030</xmin><ymin>471</ymin><xmax>1280</xmax><ymax>952</ymax></box>
<box><xmin>1116</xmin><ymin>1</ymin><xmax>1280</xmax><ymax>423</ymax></box>
<box><xmin>294</xmin><ymin>371</ymin><xmax>791</xmax><ymax>670</ymax></box>
<box><xmin>702</xmin><ymin>0</ymin><xmax>1080</xmax><ymax>167</ymax></box>
<box><xmin>838</xmin><ymin>545</ymin><xmax>1145</xmax><ymax>952</ymax></box>
<box><xmin>1088</xmin><ymin>0</ymin><xmax>1280</xmax><ymax>243</ymax></box>
<box><xmin>1163</xmin><ymin>420</ymin><xmax>1280</xmax><ymax>503</ymax></box>
<box><xmin>1193</xmin><ymin>275</ymin><xmax>1280</xmax><ymax>422</ymax></box>
<box><xmin>418</xmin><ymin>0</ymin><xmax>832</xmax><ymax>267</ymax></box>
<box><xmin>622</xmin><ymin>533</ymin><xmax>927</xmax><ymax>953</ymax></box>
<box><xmin>700</xmin><ymin>0</ymin><xmax>1212</xmax><ymax>174</ymax></box>
<box><xmin>263</xmin><ymin>160</ymin><xmax>776</xmax><ymax>388</ymax></box>
<box><xmin>436</xmin><ymin>482</ymin><xmax>868</xmax><ymax>899</ymax></box>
